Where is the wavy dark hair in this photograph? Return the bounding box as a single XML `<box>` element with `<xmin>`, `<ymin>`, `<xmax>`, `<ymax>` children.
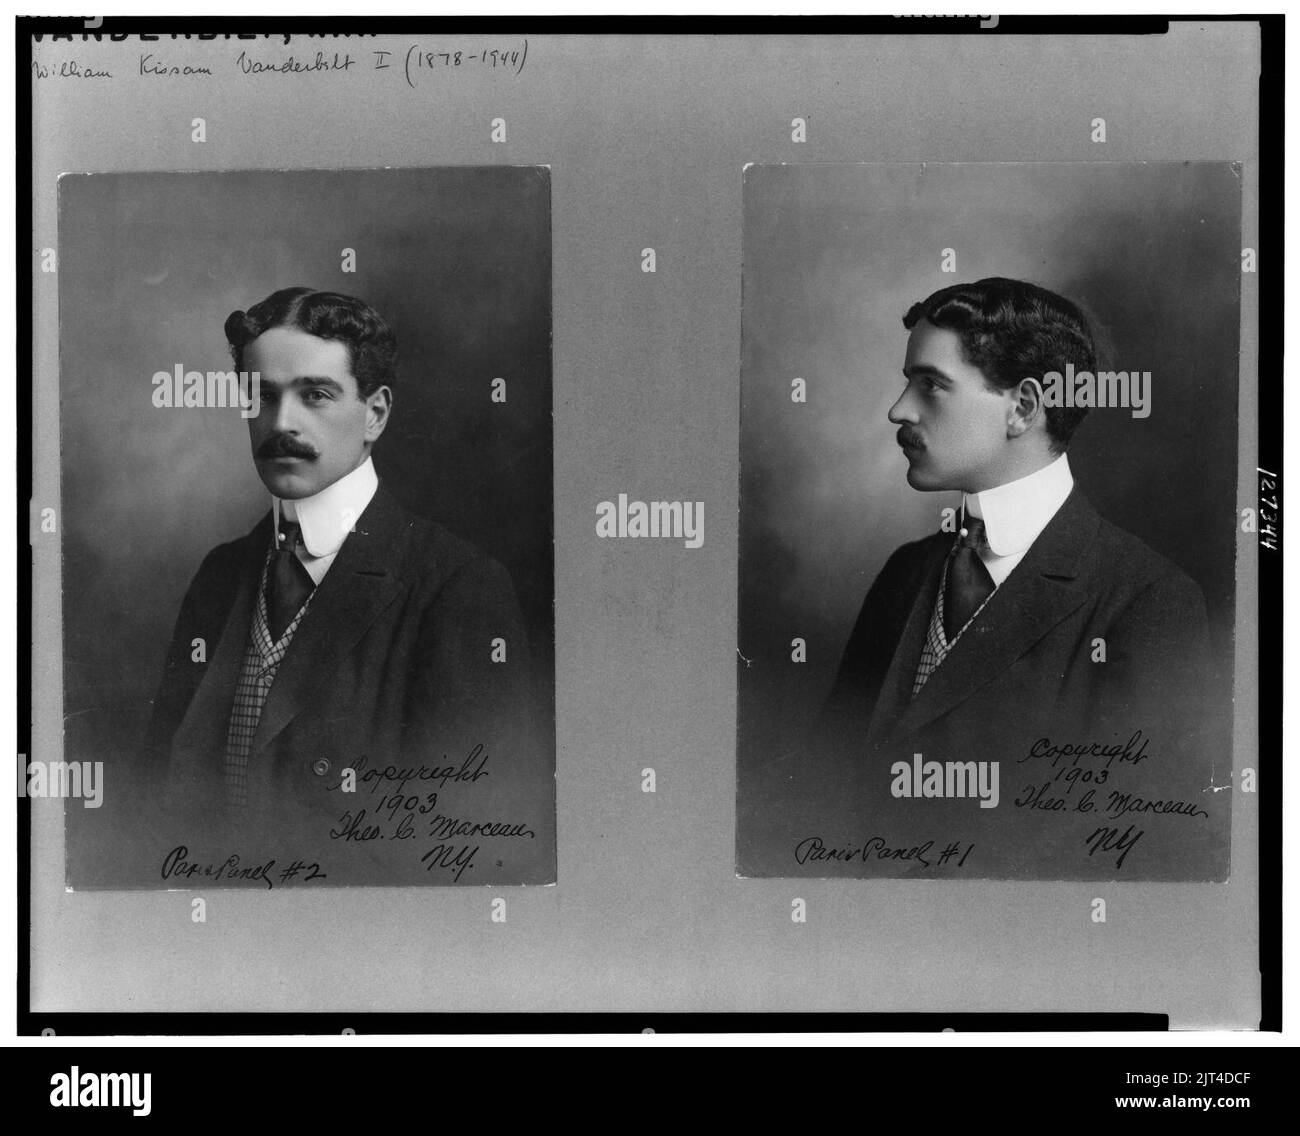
<box><xmin>903</xmin><ymin>277</ymin><xmax>1097</xmax><ymax>450</ymax></box>
<box><xmin>224</xmin><ymin>287</ymin><xmax>398</xmax><ymax>399</ymax></box>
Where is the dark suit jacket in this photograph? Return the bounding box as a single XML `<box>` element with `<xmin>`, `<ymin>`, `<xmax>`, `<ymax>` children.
<box><xmin>809</xmin><ymin>488</ymin><xmax>1227</xmax><ymax>880</ymax></box>
<box><xmin>139</xmin><ymin>483</ymin><xmax>553</xmax><ymax>886</ymax></box>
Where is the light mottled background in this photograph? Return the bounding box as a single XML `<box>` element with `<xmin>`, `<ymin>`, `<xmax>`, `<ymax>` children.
<box><xmin>31</xmin><ymin>27</ymin><xmax>1259</xmax><ymax>1026</ymax></box>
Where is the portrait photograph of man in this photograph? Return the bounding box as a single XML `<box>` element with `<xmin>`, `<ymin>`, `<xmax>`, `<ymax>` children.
<box><xmin>59</xmin><ymin>168</ymin><xmax>555</xmax><ymax>888</ymax></box>
<box><xmin>736</xmin><ymin>163</ymin><xmax>1239</xmax><ymax>881</ymax></box>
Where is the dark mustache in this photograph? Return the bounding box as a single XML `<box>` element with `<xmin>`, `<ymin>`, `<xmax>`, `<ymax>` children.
<box><xmin>257</xmin><ymin>434</ymin><xmax>319</xmax><ymax>461</ymax></box>
<box><xmin>896</xmin><ymin>427</ymin><xmax>925</xmax><ymax>450</ymax></box>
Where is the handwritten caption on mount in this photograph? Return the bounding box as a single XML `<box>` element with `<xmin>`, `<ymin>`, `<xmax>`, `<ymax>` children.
<box><xmin>32</xmin><ymin>40</ymin><xmax>529</xmax><ymax>84</ymax></box>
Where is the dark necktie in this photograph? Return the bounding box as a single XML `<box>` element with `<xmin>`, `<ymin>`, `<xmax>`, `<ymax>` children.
<box><xmin>943</xmin><ymin>515</ymin><xmax>994</xmax><ymax>643</ymax></box>
<box><xmin>267</xmin><ymin>519</ymin><xmax>315</xmax><ymax>642</ymax></box>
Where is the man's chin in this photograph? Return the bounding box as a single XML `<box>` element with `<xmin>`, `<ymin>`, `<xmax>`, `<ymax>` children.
<box><xmin>255</xmin><ymin>463</ymin><xmax>322</xmax><ymax>500</ymax></box>
<box><xmin>904</xmin><ymin>461</ymin><xmax>943</xmax><ymax>492</ymax></box>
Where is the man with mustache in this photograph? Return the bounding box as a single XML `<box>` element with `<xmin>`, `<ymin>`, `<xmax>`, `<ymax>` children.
<box><xmin>141</xmin><ymin>287</ymin><xmax>541</xmax><ymax>884</ymax></box>
<box><xmin>817</xmin><ymin>278</ymin><xmax>1224</xmax><ymax>879</ymax></box>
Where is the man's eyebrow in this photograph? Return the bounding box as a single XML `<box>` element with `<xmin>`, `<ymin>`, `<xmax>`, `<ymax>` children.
<box><xmin>257</xmin><ymin>375</ymin><xmax>346</xmax><ymax>389</ymax></box>
<box><xmin>903</xmin><ymin>364</ymin><xmax>950</xmax><ymax>382</ymax></box>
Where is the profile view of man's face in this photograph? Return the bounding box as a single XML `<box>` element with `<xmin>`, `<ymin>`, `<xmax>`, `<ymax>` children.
<box><xmin>245</xmin><ymin>326</ymin><xmax>383</xmax><ymax>500</ymax></box>
<box><xmin>889</xmin><ymin>320</ymin><xmax>1014</xmax><ymax>494</ymax></box>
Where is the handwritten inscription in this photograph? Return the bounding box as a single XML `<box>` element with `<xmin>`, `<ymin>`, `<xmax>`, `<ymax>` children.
<box><xmin>140</xmin><ymin>53</ymin><xmax>212</xmax><ymax>76</ymax></box>
<box><xmin>794</xmin><ymin>835</ymin><xmax>974</xmax><ymax>870</ymax></box>
<box><xmin>160</xmin><ymin>844</ymin><xmax>326</xmax><ymax>889</ymax></box>
<box><xmin>1259</xmin><ymin>467</ymin><xmax>1279</xmax><ymax>551</ymax></box>
<box><xmin>1084</xmin><ymin>825</ymin><xmax>1144</xmax><ymax>869</ymax></box>
<box><xmin>394</xmin><ymin>41</ymin><xmax>529</xmax><ymax>87</ymax></box>
<box><xmin>1010</xmin><ymin>730</ymin><xmax>1207</xmax><ymax>870</ymax></box>
<box><xmin>31</xmin><ymin>59</ymin><xmax>112</xmax><ymax>79</ymax></box>
<box><xmin>235</xmin><ymin>49</ymin><xmax>356</xmax><ymax>75</ymax></box>
<box><xmin>1101</xmin><ymin>790</ymin><xmax>1208</xmax><ymax>821</ymax></box>
<box><xmin>326</xmin><ymin>744</ymin><xmax>536</xmax><ymax>881</ymax></box>
<box><xmin>1017</xmin><ymin>730</ymin><xmax>1152</xmax><ymax>771</ymax></box>
<box><xmin>329</xmin><ymin>745</ymin><xmax>493</xmax><ymax>795</ymax></box>
<box><xmin>32</xmin><ymin>39</ymin><xmax>530</xmax><ymax>87</ymax></box>
<box><xmin>421</xmin><ymin>843</ymin><xmax>479</xmax><ymax>882</ymax></box>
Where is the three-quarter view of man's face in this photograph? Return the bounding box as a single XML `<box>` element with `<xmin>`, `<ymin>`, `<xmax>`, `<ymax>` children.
<box><xmin>245</xmin><ymin>326</ymin><xmax>390</xmax><ymax>500</ymax></box>
<box><xmin>889</xmin><ymin>319</ymin><xmax>1015</xmax><ymax>494</ymax></box>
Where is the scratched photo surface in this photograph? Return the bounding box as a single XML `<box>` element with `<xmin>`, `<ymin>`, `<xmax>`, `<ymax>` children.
<box><xmin>736</xmin><ymin>162</ymin><xmax>1239</xmax><ymax>881</ymax></box>
<box><xmin>59</xmin><ymin>167</ymin><xmax>556</xmax><ymax>888</ymax></box>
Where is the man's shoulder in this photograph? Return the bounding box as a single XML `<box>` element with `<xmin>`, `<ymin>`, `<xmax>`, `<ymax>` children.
<box><xmin>850</xmin><ymin>529</ymin><xmax>947</xmax><ymax>616</ymax></box>
<box><xmin>868</xmin><ymin>489</ymin><xmax>1205</xmax><ymax>608</ymax></box>
<box><xmin>889</xmin><ymin>529</ymin><xmax>947</xmax><ymax>562</ymax></box>
<box><xmin>187</xmin><ymin>515</ymin><xmax>269</xmax><ymax>585</ymax></box>
<box><xmin>365</xmin><ymin>487</ymin><xmax>514</xmax><ymax>596</ymax></box>
<box><xmin>877</xmin><ymin>528</ymin><xmax>948</xmax><ymax>580</ymax></box>
<box><xmin>1075</xmin><ymin>494</ymin><xmax>1204</xmax><ymax>603</ymax></box>
<box><xmin>396</xmin><ymin>509</ymin><xmax>501</xmax><ymax>581</ymax></box>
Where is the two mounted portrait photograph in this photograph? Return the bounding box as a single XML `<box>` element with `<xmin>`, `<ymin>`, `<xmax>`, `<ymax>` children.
<box><xmin>23</xmin><ymin>18</ymin><xmax>1273</xmax><ymax>1050</ymax></box>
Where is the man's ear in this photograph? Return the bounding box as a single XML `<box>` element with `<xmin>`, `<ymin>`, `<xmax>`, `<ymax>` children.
<box><xmin>1007</xmin><ymin>377</ymin><xmax>1044</xmax><ymax>438</ymax></box>
<box><xmin>364</xmin><ymin>385</ymin><xmax>393</xmax><ymax>443</ymax></box>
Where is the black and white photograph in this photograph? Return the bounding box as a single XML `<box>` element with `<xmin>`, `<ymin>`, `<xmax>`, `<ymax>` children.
<box><xmin>21</xmin><ymin>18</ymin><xmax>1272</xmax><ymax>1048</ymax></box>
<box><xmin>737</xmin><ymin>162</ymin><xmax>1240</xmax><ymax>881</ymax></box>
<box><xmin>57</xmin><ymin>167</ymin><xmax>556</xmax><ymax>888</ymax></box>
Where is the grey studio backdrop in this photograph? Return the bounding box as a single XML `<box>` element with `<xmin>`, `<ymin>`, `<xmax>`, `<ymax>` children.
<box><xmin>736</xmin><ymin>162</ymin><xmax>1240</xmax><ymax>862</ymax></box>
<box><xmin>30</xmin><ymin>28</ymin><xmax>1258</xmax><ymax>1025</ymax></box>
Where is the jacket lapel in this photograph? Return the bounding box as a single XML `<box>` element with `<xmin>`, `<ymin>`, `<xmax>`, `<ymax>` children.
<box><xmin>250</xmin><ymin>485</ymin><xmax>410</xmax><ymax>754</ymax></box>
<box><xmin>169</xmin><ymin>516</ymin><xmax>270</xmax><ymax>778</ymax></box>
<box><xmin>865</xmin><ymin>538</ymin><xmax>948</xmax><ymax>745</ymax></box>
<box><xmin>884</xmin><ymin>488</ymin><xmax>1099</xmax><ymax>744</ymax></box>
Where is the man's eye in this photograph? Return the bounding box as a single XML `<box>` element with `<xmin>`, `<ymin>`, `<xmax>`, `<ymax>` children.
<box><xmin>303</xmin><ymin>389</ymin><xmax>332</xmax><ymax>403</ymax></box>
<box><xmin>259</xmin><ymin>390</ymin><xmax>275</xmax><ymax>403</ymax></box>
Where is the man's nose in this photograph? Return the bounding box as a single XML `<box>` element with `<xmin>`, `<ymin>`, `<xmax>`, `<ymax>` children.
<box><xmin>271</xmin><ymin>395</ymin><xmax>301</xmax><ymax>434</ymax></box>
<box><xmin>887</xmin><ymin>389</ymin><xmax>917</xmax><ymax>424</ymax></box>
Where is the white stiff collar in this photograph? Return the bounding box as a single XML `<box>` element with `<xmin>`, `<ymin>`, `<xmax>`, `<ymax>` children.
<box><xmin>965</xmin><ymin>454</ymin><xmax>1074</xmax><ymax>558</ymax></box>
<box><xmin>274</xmin><ymin>456</ymin><xmax>379</xmax><ymax>558</ymax></box>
